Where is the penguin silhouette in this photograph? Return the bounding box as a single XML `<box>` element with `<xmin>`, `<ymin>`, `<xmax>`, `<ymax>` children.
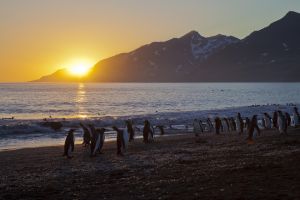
<box><xmin>63</xmin><ymin>129</ymin><xmax>75</xmax><ymax>158</ymax></box>
<box><xmin>126</xmin><ymin>120</ymin><xmax>135</xmax><ymax>142</ymax></box>
<box><xmin>247</xmin><ymin>115</ymin><xmax>260</xmax><ymax>144</ymax></box>
<box><xmin>80</xmin><ymin>123</ymin><xmax>91</xmax><ymax>147</ymax></box>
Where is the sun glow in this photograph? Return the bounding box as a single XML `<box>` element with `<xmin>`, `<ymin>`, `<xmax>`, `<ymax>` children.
<box><xmin>67</xmin><ymin>59</ymin><xmax>93</xmax><ymax>77</ymax></box>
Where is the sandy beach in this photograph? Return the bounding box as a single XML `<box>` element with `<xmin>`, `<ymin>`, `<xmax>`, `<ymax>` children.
<box><xmin>0</xmin><ymin>128</ymin><xmax>299</xmax><ymax>200</ymax></box>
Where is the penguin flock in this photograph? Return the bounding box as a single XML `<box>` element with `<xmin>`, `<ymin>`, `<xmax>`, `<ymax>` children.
<box><xmin>63</xmin><ymin>119</ymin><xmax>159</xmax><ymax>158</ymax></box>
<box><xmin>63</xmin><ymin>107</ymin><xmax>300</xmax><ymax>158</ymax></box>
<box><xmin>192</xmin><ymin>106</ymin><xmax>300</xmax><ymax>144</ymax></box>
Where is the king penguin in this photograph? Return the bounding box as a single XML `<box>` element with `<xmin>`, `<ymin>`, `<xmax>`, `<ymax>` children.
<box><xmin>63</xmin><ymin>129</ymin><xmax>75</xmax><ymax>158</ymax></box>
<box><xmin>214</xmin><ymin>117</ymin><xmax>222</xmax><ymax>134</ymax></box>
<box><xmin>89</xmin><ymin>124</ymin><xmax>100</xmax><ymax>157</ymax></box>
<box><xmin>293</xmin><ymin>107</ymin><xmax>300</xmax><ymax>127</ymax></box>
<box><xmin>193</xmin><ymin>119</ymin><xmax>203</xmax><ymax>136</ymax></box>
<box><xmin>125</xmin><ymin>120</ymin><xmax>135</xmax><ymax>142</ymax></box>
<box><xmin>79</xmin><ymin>122</ymin><xmax>91</xmax><ymax>147</ymax></box>
<box><xmin>277</xmin><ymin>111</ymin><xmax>287</xmax><ymax>134</ymax></box>
<box><xmin>112</xmin><ymin>126</ymin><xmax>129</xmax><ymax>156</ymax></box>
<box><xmin>96</xmin><ymin>128</ymin><xmax>106</xmax><ymax>153</ymax></box>
<box><xmin>263</xmin><ymin>113</ymin><xmax>272</xmax><ymax>129</ymax></box>
<box><xmin>236</xmin><ymin>113</ymin><xmax>244</xmax><ymax>135</ymax></box>
<box><xmin>247</xmin><ymin>115</ymin><xmax>260</xmax><ymax>144</ymax></box>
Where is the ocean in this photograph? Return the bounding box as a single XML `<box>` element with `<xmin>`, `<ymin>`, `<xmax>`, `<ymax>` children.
<box><xmin>0</xmin><ymin>82</ymin><xmax>299</xmax><ymax>150</ymax></box>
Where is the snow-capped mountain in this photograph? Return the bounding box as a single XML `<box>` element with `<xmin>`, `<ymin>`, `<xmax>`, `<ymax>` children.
<box><xmin>187</xmin><ymin>32</ymin><xmax>239</xmax><ymax>60</ymax></box>
<box><xmin>34</xmin><ymin>11</ymin><xmax>300</xmax><ymax>82</ymax></box>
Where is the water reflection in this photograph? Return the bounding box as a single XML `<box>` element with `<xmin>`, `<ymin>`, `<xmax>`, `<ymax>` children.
<box><xmin>76</xmin><ymin>83</ymin><xmax>87</xmax><ymax>118</ymax></box>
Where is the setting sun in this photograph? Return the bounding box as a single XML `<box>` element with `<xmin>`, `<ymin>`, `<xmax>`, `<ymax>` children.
<box><xmin>67</xmin><ymin>59</ymin><xmax>93</xmax><ymax>77</ymax></box>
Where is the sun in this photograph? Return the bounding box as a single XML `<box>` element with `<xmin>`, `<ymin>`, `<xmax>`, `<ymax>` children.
<box><xmin>67</xmin><ymin>59</ymin><xmax>93</xmax><ymax>77</ymax></box>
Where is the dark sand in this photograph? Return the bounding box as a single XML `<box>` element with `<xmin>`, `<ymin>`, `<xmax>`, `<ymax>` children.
<box><xmin>0</xmin><ymin>129</ymin><xmax>300</xmax><ymax>200</ymax></box>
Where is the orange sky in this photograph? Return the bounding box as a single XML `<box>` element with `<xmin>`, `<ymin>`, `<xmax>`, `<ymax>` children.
<box><xmin>0</xmin><ymin>0</ymin><xmax>299</xmax><ymax>82</ymax></box>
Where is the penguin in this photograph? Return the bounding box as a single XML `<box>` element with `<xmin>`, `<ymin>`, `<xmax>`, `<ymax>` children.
<box><xmin>214</xmin><ymin>117</ymin><xmax>222</xmax><ymax>134</ymax></box>
<box><xmin>79</xmin><ymin>122</ymin><xmax>91</xmax><ymax>147</ymax></box>
<box><xmin>277</xmin><ymin>111</ymin><xmax>287</xmax><ymax>134</ymax></box>
<box><xmin>285</xmin><ymin>112</ymin><xmax>291</xmax><ymax>127</ymax></box>
<box><xmin>63</xmin><ymin>129</ymin><xmax>75</xmax><ymax>158</ymax></box>
<box><xmin>112</xmin><ymin>126</ymin><xmax>129</xmax><ymax>156</ymax></box>
<box><xmin>143</xmin><ymin>120</ymin><xmax>151</xmax><ymax>143</ymax></box>
<box><xmin>263</xmin><ymin>113</ymin><xmax>272</xmax><ymax>129</ymax></box>
<box><xmin>149</xmin><ymin>122</ymin><xmax>155</xmax><ymax>141</ymax></box>
<box><xmin>245</xmin><ymin>117</ymin><xmax>250</xmax><ymax>132</ymax></box>
<box><xmin>261</xmin><ymin>117</ymin><xmax>266</xmax><ymax>129</ymax></box>
<box><xmin>193</xmin><ymin>119</ymin><xmax>203</xmax><ymax>136</ymax></box>
<box><xmin>229</xmin><ymin>117</ymin><xmax>236</xmax><ymax>132</ymax></box>
<box><xmin>206</xmin><ymin>118</ymin><xmax>214</xmax><ymax>133</ymax></box>
<box><xmin>292</xmin><ymin>107</ymin><xmax>300</xmax><ymax>127</ymax></box>
<box><xmin>156</xmin><ymin>125</ymin><xmax>165</xmax><ymax>135</ymax></box>
<box><xmin>273</xmin><ymin>111</ymin><xmax>278</xmax><ymax>129</ymax></box>
<box><xmin>222</xmin><ymin>118</ymin><xmax>230</xmax><ymax>133</ymax></box>
<box><xmin>125</xmin><ymin>120</ymin><xmax>135</xmax><ymax>142</ymax></box>
<box><xmin>96</xmin><ymin>128</ymin><xmax>106</xmax><ymax>153</ymax></box>
<box><xmin>88</xmin><ymin>124</ymin><xmax>100</xmax><ymax>157</ymax></box>
<box><xmin>247</xmin><ymin>115</ymin><xmax>260</xmax><ymax>144</ymax></box>
<box><xmin>236</xmin><ymin>113</ymin><xmax>244</xmax><ymax>135</ymax></box>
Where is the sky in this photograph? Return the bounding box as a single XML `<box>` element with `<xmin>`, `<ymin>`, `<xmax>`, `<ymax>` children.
<box><xmin>0</xmin><ymin>0</ymin><xmax>300</xmax><ymax>82</ymax></box>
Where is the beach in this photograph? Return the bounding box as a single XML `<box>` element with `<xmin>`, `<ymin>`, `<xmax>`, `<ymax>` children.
<box><xmin>0</xmin><ymin>128</ymin><xmax>299</xmax><ymax>200</ymax></box>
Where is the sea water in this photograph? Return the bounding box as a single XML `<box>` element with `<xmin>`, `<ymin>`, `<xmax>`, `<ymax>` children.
<box><xmin>0</xmin><ymin>82</ymin><xmax>299</xmax><ymax>150</ymax></box>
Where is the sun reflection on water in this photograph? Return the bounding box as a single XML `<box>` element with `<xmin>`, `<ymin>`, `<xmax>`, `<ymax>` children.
<box><xmin>76</xmin><ymin>83</ymin><xmax>88</xmax><ymax>118</ymax></box>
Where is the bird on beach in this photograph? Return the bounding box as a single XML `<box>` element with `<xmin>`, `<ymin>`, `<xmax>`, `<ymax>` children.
<box><xmin>63</xmin><ymin>129</ymin><xmax>75</xmax><ymax>159</ymax></box>
<box><xmin>214</xmin><ymin>117</ymin><xmax>222</xmax><ymax>134</ymax></box>
<box><xmin>273</xmin><ymin>111</ymin><xmax>278</xmax><ymax>129</ymax></box>
<box><xmin>156</xmin><ymin>125</ymin><xmax>165</xmax><ymax>135</ymax></box>
<box><xmin>247</xmin><ymin>115</ymin><xmax>260</xmax><ymax>144</ymax></box>
<box><xmin>143</xmin><ymin>120</ymin><xmax>154</xmax><ymax>143</ymax></box>
<box><xmin>112</xmin><ymin>126</ymin><xmax>129</xmax><ymax>156</ymax></box>
<box><xmin>245</xmin><ymin>117</ymin><xmax>250</xmax><ymax>132</ymax></box>
<box><xmin>229</xmin><ymin>117</ymin><xmax>236</xmax><ymax>132</ymax></box>
<box><xmin>88</xmin><ymin>124</ymin><xmax>100</xmax><ymax>157</ymax></box>
<box><xmin>206</xmin><ymin>118</ymin><xmax>214</xmax><ymax>133</ymax></box>
<box><xmin>96</xmin><ymin>128</ymin><xmax>106</xmax><ymax>153</ymax></box>
<box><xmin>125</xmin><ymin>119</ymin><xmax>135</xmax><ymax>142</ymax></box>
<box><xmin>277</xmin><ymin>111</ymin><xmax>287</xmax><ymax>135</ymax></box>
<box><xmin>263</xmin><ymin>113</ymin><xmax>272</xmax><ymax>129</ymax></box>
<box><xmin>285</xmin><ymin>112</ymin><xmax>291</xmax><ymax>127</ymax></box>
<box><xmin>236</xmin><ymin>113</ymin><xmax>244</xmax><ymax>135</ymax></box>
<box><xmin>193</xmin><ymin>119</ymin><xmax>204</xmax><ymax>136</ymax></box>
<box><xmin>293</xmin><ymin>107</ymin><xmax>300</xmax><ymax>127</ymax></box>
<box><xmin>79</xmin><ymin>122</ymin><xmax>91</xmax><ymax>147</ymax></box>
<box><xmin>222</xmin><ymin>118</ymin><xmax>230</xmax><ymax>133</ymax></box>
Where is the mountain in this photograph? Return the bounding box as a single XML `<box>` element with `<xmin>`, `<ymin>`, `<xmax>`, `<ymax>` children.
<box><xmin>87</xmin><ymin>31</ymin><xmax>239</xmax><ymax>82</ymax></box>
<box><xmin>33</xmin><ymin>11</ymin><xmax>300</xmax><ymax>82</ymax></box>
<box><xmin>203</xmin><ymin>11</ymin><xmax>300</xmax><ymax>81</ymax></box>
<box><xmin>33</xmin><ymin>69</ymin><xmax>85</xmax><ymax>82</ymax></box>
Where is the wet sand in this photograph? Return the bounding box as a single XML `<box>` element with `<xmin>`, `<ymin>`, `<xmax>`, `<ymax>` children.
<box><xmin>0</xmin><ymin>129</ymin><xmax>300</xmax><ymax>200</ymax></box>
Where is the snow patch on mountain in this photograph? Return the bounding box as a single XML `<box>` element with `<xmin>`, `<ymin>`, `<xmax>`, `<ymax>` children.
<box><xmin>188</xmin><ymin>33</ymin><xmax>239</xmax><ymax>60</ymax></box>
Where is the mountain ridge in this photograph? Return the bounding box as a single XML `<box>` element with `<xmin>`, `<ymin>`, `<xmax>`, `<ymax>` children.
<box><xmin>33</xmin><ymin>11</ymin><xmax>300</xmax><ymax>82</ymax></box>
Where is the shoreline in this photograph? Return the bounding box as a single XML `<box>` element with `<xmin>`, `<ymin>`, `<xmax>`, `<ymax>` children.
<box><xmin>1</xmin><ymin>129</ymin><xmax>300</xmax><ymax>199</ymax></box>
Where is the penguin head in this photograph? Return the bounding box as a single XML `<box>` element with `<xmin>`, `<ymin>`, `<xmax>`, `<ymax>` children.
<box><xmin>68</xmin><ymin>129</ymin><xmax>75</xmax><ymax>135</ymax></box>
